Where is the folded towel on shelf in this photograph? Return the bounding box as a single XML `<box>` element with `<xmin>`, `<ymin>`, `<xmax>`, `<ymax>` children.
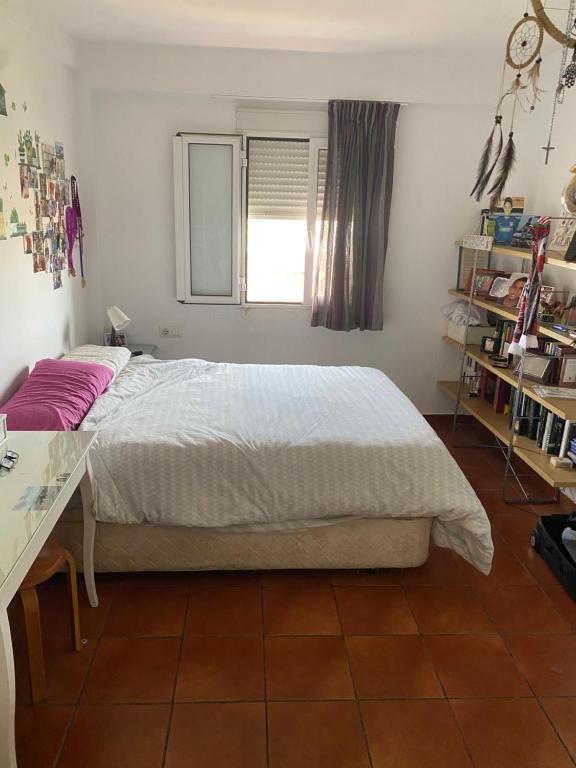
<box><xmin>442</xmin><ymin>301</ymin><xmax>486</xmax><ymax>326</ymax></box>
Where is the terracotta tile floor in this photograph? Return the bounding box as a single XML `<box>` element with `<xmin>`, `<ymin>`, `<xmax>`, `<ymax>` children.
<box><xmin>9</xmin><ymin>416</ymin><xmax>576</xmax><ymax>767</ymax></box>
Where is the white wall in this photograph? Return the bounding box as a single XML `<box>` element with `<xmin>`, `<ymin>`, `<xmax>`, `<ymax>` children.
<box><xmin>79</xmin><ymin>41</ymin><xmax>569</xmax><ymax>413</ymax></box>
<box><xmin>0</xmin><ymin>17</ymin><xmax>88</xmax><ymax>402</ymax></box>
<box><xmin>490</xmin><ymin>53</ymin><xmax>576</xmax><ymax>305</ymax></box>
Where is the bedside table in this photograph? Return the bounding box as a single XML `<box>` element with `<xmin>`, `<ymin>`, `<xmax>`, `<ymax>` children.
<box><xmin>127</xmin><ymin>343</ymin><xmax>156</xmax><ymax>356</ymax></box>
<box><xmin>0</xmin><ymin>430</ymin><xmax>96</xmax><ymax>767</ymax></box>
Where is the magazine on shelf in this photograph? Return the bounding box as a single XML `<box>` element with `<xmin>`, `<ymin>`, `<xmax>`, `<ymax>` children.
<box><xmin>532</xmin><ymin>385</ymin><xmax>576</xmax><ymax>400</ymax></box>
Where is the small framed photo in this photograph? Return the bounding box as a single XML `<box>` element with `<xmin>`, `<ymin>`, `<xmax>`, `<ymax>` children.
<box><xmin>514</xmin><ymin>355</ymin><xmax>553</xmax><ymax>383</ymax></box>
<box><xmin>489</xmin><ymin>272</ymin><xmax>529</xmax><ymax>309</ymax></box>
<box><xmin>464</xmin><ymin>269</ymin><xmax>509</xmax><ymax>297</ymax></box>
<box><xmin>104</xmin><ymin>331</ymin><xmax>128</xmax><ymax>347</ymax></box>
<box><xmin>480</xmin><ymin>336</ymin><xmax>497</xmax><ymax>354</ymax></box>
<box><xmin>558</xmin><ymin>355</ymin><xmax>576</xmax><ymax>387</ymax></box>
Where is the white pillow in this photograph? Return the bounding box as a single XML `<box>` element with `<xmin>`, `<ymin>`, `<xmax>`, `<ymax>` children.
<box><xmin>62</xmin><ymin>344</ymin><xmax>131</xmax><ymax>380</ymax></box>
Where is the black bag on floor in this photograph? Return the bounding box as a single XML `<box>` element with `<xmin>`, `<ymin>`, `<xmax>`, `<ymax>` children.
<box><xmin>531</xmin><ymin>514</ymin><xmax>576</xmax><ymax>600</ymax></box>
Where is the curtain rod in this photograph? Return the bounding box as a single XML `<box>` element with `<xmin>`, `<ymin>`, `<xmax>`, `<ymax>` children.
<box><xmin>210</xmin><ymin>93</ymin><xmax>409</xmax><ymax>105</ymax></box>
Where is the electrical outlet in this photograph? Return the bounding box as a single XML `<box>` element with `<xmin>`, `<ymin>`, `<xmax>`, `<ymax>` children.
<box><xmin>159</xmin><ymin>326</ymin><xmax>181</xmax><ymax>338</ymax></box>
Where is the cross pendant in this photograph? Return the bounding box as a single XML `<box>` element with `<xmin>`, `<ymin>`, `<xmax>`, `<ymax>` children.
<box><xmin>542</xmin><ymin>142</ymin><xmax>555</xmax><ymax>164</ymax></box>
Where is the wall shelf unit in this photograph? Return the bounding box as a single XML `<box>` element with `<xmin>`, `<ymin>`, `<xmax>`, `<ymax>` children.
<box><xmin>441</xmin><ymin>337</ymin><xmax>576</xmax><ymax>421</ymax></box>
<box><xmin>454</xmin><ymin>240</ymin><xmax>576</xmax><ymax>272</ymax></box>
<box><xmin>438</xmin><ymin>381</ymin><xmax>576</xmax><ymax>488</ymax></box>
<box><xmin>442</xmin><ymin>239</ymin><xmax>576</xmax><ymax>503</ymax></box>
<box><xmin>447</xmin><ymin>289</ymin><xmax>576</xmax><ymax>346</ymax></box>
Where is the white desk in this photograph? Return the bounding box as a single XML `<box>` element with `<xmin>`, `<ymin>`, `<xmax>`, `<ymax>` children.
<box><xmin>0</xmin><ymin>431</ymin><xmax>96</xmax><ymax>768</ymax></box>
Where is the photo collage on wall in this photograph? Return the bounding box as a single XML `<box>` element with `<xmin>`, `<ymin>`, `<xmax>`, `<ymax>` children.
<box><xmin>0</xmin><ymin>78</ymin><xmax>76</xmax><ymax>291</ymax></box>
<box><xmin>19</xmin><ymin>134</ymin><xmax>69</xmax><ymax>289</ymax></box>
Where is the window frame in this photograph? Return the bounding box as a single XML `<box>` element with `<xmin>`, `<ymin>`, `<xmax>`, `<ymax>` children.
<box><xmin>173</xmin><ymin>130</ymin><xmax>327</xmax><ymax>307</ymax></box>
<box><xmin>242</xmin><ymin>131</ymin><xmax>328</xmax><ymax>308</ymax></box>
<box><xmin>173</xmin><ymin>133</ymin><xmax>243</xmax><ymax>305</ymax></box>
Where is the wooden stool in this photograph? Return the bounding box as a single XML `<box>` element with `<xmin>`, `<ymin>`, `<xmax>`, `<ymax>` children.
<box><xmin>18</xmin><ymin>539</ymin><xmax>81</xmax><ymax>704</ymax></box>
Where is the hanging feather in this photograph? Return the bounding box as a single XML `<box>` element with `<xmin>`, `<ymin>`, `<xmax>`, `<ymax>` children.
<box><xmin>477</xmin><ymin>119</ymin><xmax>504</xmax><ymax>200</ymax></box>
<box><xmin>527</xmin><ymin>57</ymin><xmax>545</xmax><ymax>109</ymax></box>
<box><xmin>470</xmin><ymin>115</ymin><xmax>503</xmax><ymax>201</ymax></box>
<box><xmin>487</xmin><ymin>131</ymin><xmax>517</xmax><ymax>211</ymax></box>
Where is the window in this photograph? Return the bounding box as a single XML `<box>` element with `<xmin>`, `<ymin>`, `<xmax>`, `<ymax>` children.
<box><xmin>246</xmin><ymin>138</ymin><xmax>309</xmax><ymax>304</ymax></box>
<box><xmin>174</xmin><ymin>134</ymin><xmax>242</xmax><ymax>304</ymax></box>
<box><xmin>174</xmin><ymin>132</ymin><xmax>326</xmax><ymax>305</ymax></box>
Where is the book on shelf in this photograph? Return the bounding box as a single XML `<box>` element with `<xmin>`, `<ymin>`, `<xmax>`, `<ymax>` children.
<box><xmin>464</xmin><ymin>361</ymin><xmax>574</xmax><ymax>462</ymax></box>
<box><xmin>493</xmin><ymin>379</ymin><xmax>511</xmax><ymax>414</ymax></box>
<box><xmin>559</xmin><ymin>421</ymin><xmax>575</xmax><ymax>459</ymax></box>
<box><xmin>532</xmin><ymin>385</ymin><xmax>576</xmax><ymax>399</ymax></box>
<box><xmin>536</xmin><ymin>407</ymin><xmax>549</xmax><ymax>448</ymax></box>
<box><xmin>542</xmin><ymin>413</ymin><xmax>554</xmax><ymax>454</ymax></box>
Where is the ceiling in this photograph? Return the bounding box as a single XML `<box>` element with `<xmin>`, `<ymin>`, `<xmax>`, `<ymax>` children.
<box><xmin>8</xmin><ymin>0</ymin><xmax>551</xmax><ymax>54</ymax></box>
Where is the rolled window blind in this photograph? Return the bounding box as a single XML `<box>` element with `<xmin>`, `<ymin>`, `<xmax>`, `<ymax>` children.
<box><xmin>247</xmin><ymin>138</ymin><xmax>310</xmax><ymax>220</ymax></box>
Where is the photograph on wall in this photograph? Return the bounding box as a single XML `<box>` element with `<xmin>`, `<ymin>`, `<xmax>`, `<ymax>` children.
<box><xmin>42</xmin><ymin>143</ymin><xmax>57</xmax><ymax>176</ymax></box>
<box><xmin>56</xmin><ymin>179</ymin><xmax>68</xmax><ymax>205</ymax></box>
<box><xmin>19</xmin><ymin>165</ymin><xmax>30</xmax><ymax>198</ymax></box>
<box><xmin>54</xmin><ymin>141</ymin><xmax>65</xmax><ymax>178</ymax></box>
<box><xmin>0</xmin><ymin>198</ymin><xmax>6</xmax><ymax>239</ymax></box>
<box><xmin>23</xmin><ymin>232</ymin><xmax>33</xmax><ymax>254</ymax></box>
<box><xmin>52</xmin><ymin>271</ymin><xmax>62</xmax><ymax>290</ymax></box>
<box><xmin>32</xmin><ymin>250</ymin><xmax>46</xmax><ymax>273</ymax></box>
<box><xmin>0</xmin><ymin>82</ymin><xmax>6</xmax><ymax>117</ymax></box>
<box><xmin>38</xmin><ymin>172</ymin><xmax>47</xmax><ymax>199</ymax></box>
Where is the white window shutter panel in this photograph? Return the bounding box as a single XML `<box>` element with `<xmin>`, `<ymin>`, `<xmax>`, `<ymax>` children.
<box><xmin>247</xmin><ymin>139</ymin><xmax>310</xmax><ymax>220</ymax></box>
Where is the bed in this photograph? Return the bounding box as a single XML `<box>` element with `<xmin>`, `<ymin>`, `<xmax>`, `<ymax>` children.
<box><xmin>51</xmin><ymin>354</ymin><xmax>493</xmax><ymax>576</ymax></box>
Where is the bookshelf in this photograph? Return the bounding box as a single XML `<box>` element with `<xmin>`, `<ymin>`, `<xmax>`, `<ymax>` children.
<box><xmin>454</xmin><ymin>240</ymin><xmax>576</xmax><ymax>272</ymax></box>
<box><xmin>442</xmin><ymin>240</ymin><xmax>576</xmax><ymax>499</ymax></box>
<box><xmin>438</xmin><ymin>381</ymin><xmax>576</xmax><ymax>488</ymax></box>
<box><xmin>442</xmin><ymin>338</ymin><xmax>576</xmax><ymax>421</ymax></box>
<box><xmin>447</xmin><ymin>289</ymin><xmax>575</xmax><ymax>346</ymax></box>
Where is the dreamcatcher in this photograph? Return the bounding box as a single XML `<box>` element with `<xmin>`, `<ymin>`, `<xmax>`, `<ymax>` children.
<box><xmin>538</xmin><ymin>0</ymin><xmax>576</xmax><ymax>164</ymax></box>
<box><xmin>471</xmin><ymin>1</ymin><xmax>576</xmax><ymax>208</ymax></box>
<box><xmin>471</xmin><ymin>12</ymin><xmax>544</xmax><ymax>208</ymax></box>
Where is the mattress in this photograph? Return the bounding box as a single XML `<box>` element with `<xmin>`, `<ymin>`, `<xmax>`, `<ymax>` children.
<box><xmin>80</xmin><ymin>357</ymin><xmax>493</xmax><ymax>573</ymax></box>
<box><xmin>54</xmin><ymin>510</ymin><xmax>433</xmax><ymax>573</ymax></box>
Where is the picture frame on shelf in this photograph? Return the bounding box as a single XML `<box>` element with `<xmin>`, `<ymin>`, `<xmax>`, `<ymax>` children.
<box><xmin>104</xmin><ymin>331</ymin><xmax>128</xmax><ymax>347</ymax></box>
<box><xmin>548</xmin><ymin>218</ymin><xmax>576</xmax><ymax>255</ymax></box>
<box><xmin>514</xmin><ymin>355</ymin><xmax>553</xmax><ymax>383</ymax></box>
<box><xmin>488</xmin><ymin>272</ymin><xmax>528</xmax><ymax>309</ymax></box>
<box><xmin>558</xmin><ymin>355</ymin><xmax>576</xmax><ymax>388</ymax></box>
<box><xmin>480</xmin><ymin>336</ymin><xmax>497</xmax><ymax>354</ymax></box>
<box><xmin>464</xmin><ymin>268</ymin><xmax>509</xmax><ymax>297</ymax></box>
<box><xmin>481</xmin><ymin>212</ymin><xmax>542</xmax><ymax>248</ymax></box>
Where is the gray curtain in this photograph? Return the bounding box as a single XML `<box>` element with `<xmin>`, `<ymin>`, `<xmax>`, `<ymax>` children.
<box><xmin>311</xmin><ymin>100</ymin><xmax>400</xmax><ymax>331</ymax></box>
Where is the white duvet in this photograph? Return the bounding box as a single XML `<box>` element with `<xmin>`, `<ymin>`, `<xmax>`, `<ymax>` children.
<box><xmin>81</xmin><ymin>358</ymin><xmax>493</xmax><ymax>573</ymax></box>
